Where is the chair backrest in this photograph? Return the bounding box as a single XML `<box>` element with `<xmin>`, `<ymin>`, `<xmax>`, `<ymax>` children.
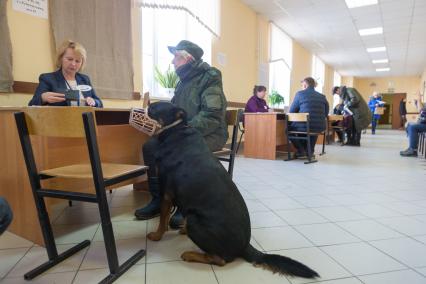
<box><xmin>23</xmin><ymin>107</ymin><xmax>95</xmax><ymax>138</ymax></box>
<box><xmin>328</xmin><ymin>114</ymin><xmax>344</xmax><ymax>121</ymax></box>
<box><xmin>286</xmin><ymin>113</ymin><xmax>309</xmax><ymax>122</ymax></box>
<box><xmin>143</xmin><ymin>92</ymin><xmax>150</xmax><ymax>108</ymax></box>
<box><xmin>225</xmin><ymin>109</ymin><xmax>240</xmax><ymax>126</ymax></box>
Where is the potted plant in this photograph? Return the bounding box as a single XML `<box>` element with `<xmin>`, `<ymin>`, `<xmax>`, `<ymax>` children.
<box><xmin>154</xmin><ymin>66</ymin><xmax>179</xmax><ymax>98</ymax></box>
<box><xmin>268</xmin><ymin>90</ymin><xmax>285</xmax><ymax>108</ymax></box>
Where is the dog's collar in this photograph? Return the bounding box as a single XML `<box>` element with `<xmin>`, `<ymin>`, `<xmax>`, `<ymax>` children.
<box><xmin>156</xmin><ymin>119</ymin><xmax>183</xmax><ymax>135</ymax></box>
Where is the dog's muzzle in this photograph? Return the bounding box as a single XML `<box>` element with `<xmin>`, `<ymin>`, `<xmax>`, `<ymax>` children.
<box><xmin>129</xmin><ymin>108</ymin><xmax>182</xmax><ymax>136</ymax></box>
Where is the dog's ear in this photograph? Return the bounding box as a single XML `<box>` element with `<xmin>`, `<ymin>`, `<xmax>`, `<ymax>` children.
<box><xmin>174</xmin><ymin>107</ymin><xmax>187</xmax><ymax>124</ymax></box>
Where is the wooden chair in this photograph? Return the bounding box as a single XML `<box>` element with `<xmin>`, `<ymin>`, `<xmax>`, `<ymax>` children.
<box><xmin>328</xmin><ymin>114</ymin><xmax>345</xmax><ymax>146</ymax></box>
<box><xmin>285</xmin><ymin>113</ymin><xmax>326</xmax><ymax>164</ymax></box>
<box><xmin>214</xmin><ymin>109</ymin><xmax>241</xmax><ymax>178</ymax></box>
<box><xmin>236</xmin><ymin>110</ymin><xmax>245</xmax><ymax>154</ymax></box>
<box><xmin>143</xmin><ymin>92</ymin><xmax>150</xmax><ymax>108</ymax></box>
<box><xmin>418</xmin><ymin>132</ymin><xmax>426</xmax><ymax>159</ymax></box>
<box><xmin>14</xmin><ymin>107</ymin><xmax>148</xmax><ymax>283</ymax></box>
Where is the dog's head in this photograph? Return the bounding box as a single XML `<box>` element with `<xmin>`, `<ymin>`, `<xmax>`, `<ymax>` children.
<box><xmin>147</xmin><ymin>102</ymin><xmax>187</xmax><ymax>134</ymax></box>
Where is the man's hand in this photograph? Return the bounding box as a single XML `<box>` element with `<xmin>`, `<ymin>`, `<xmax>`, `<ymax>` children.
<box><xmin>41</xmin><ymin>92</ymin><xmax>66</xmax><ymax>104</ymax></box>
<box><xmin>85</xmin><ymin>97</ymin><xmax>96</xmax><ymax>107</ymax></box>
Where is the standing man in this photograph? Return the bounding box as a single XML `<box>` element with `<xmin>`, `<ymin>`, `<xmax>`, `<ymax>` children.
<box><xmin>134</xmin><ymin>40</ymin><xmax>228</xmax><ymax>229</ymax></box>
<box><xmin>289</xmin><ymin>77</ymin><xmax>329</xmax><ymax>158</ymax></box>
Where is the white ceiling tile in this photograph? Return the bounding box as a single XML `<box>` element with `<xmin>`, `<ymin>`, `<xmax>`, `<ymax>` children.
<box><xmin>240</xmin><ymin>0</ymin><xmax>425</xmax><ymax>77</ymax></box>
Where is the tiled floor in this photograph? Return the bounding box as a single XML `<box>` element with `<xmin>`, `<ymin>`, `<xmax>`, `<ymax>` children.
<box><xmin>1</xmin><ymin>130</ymin><xmax>426</xmax><ymax>283</ymax></box>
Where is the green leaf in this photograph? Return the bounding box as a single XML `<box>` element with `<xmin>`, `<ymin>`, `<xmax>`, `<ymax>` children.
<box><xmin>268</xmin><ymin>90</ymin><xmax>284</xmax><ymax>106</ymax></box>
<box><xmin>154</xmin><ymin>65</ymin><xmax>179</xmax><ymax>88</ymax></box>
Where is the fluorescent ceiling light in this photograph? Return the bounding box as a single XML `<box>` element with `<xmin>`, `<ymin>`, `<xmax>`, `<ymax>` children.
<box><xmin>376</xmin><ymin>68</ymin><xmax>390</xmax><ymax>72</ymax></box>
<box><xmin>359</xmin><ymin>27</ymin><xmax>383</xmax><ymax>36</ymax></box>
<box><xmin>345</xmin><ymin>0</ymin><xmax>378</xmax><ymax>8</ymax></box>
<box><xmin>372</xmin><ymin>59</ymin><xmax>389</xmax><ymax>64</ymax></box>
<box><xmin>367</xmin><ymin>46</ymin><xmax>386</xmax><ymax>53</ymax></box>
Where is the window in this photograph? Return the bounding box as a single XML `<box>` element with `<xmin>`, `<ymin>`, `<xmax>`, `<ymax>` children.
<box><xmin>312</xmin><ymin>55</ymin><xmax>325</xmax><ymax>93</ymax></box>
<box><xmin>141</xmin><ymin>2</ymin><xmax>219</xmax><ymax>99</ymax></box>
<box><xmin>269</xmin><ymin>24</ymin><xmax>292</xmax><ymax>107</ymax></box>
<box><xmin>333</xmin><ymin>71</ymin><xmax>341</xmax><ymax>87</ymax></box>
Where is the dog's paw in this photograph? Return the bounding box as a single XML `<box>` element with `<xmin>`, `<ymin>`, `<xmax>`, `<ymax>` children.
<box><xmin>147</xmin><ymin>231</ymin><xmax>163</xmax><ymax>241</ymax></box>
<box><xmin>181</xmin><ymin>251</ymin><xmax>192</xmax><ymax>262</ymax></box>
<box><xmin>178</xmin><ymin>227</ymin><xmax>187</xmax><ymax>235</ymax></box>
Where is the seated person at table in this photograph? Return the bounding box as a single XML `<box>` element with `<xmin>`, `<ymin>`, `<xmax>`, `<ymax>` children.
<box><xmin>400</xmin><ymin>92</ymin><xmax>426</xmax><ymax>157</ymax></box>
<box><xmin>28</xmin><ymin>40</ymin><xmax>103</xmax><ymax>107</ymax></box>
<box><xmin>134</xmin><ymin>40</ymin><xmax>228</xmax><ymax>229</ymax></box>
<box><xmin>0</xmin><ymin>197</ymin><xmax>13</xmax><ymax>235</ymax></box>
<box><xmin>245</xmin><ymin>85</ymin><xmax>269</xmax><ymax>113</ymax></box>
<box><xmin>289</xmin><ymin>77</ymin><xmax>329</xmax><ymax>157</ymax></box>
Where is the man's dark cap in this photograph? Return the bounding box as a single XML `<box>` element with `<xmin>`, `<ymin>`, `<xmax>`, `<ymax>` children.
<box><xmin>168</xmin><ymin>40</ymin><xmax>204</xmax><ymax>60</ymax></box>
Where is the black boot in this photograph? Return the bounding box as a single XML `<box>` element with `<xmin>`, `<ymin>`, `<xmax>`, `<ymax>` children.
<box><xmin>134</xmin><ymin>177</ymin><xmax>161</xmax><ymax>220</ymax></box>
<box><xmin>169</xmin><ymin>209</ymin><xmax>184</xmax><ymax>230</ymax></box>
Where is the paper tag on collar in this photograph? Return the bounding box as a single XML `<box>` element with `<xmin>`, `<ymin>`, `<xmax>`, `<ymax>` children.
<box><xmin>76</xmin><ymin>85</ymin><xmax>92</xmax><ymax>92</ymax></box>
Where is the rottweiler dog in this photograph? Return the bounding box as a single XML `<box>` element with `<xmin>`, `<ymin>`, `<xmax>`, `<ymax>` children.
<box><xmin>146</xmin><ymin>102</ymin><xmax>319</xmax><ymax>279</ymax></box>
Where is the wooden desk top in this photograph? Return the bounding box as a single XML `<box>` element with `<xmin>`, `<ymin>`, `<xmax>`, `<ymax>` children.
<box><xmin>0</xmin><ymin>106</ymin><xmax>134</xmax><ymax>112</ymax></box>
<box><xmin>244</xmin><ymin>112</ymin><xmax>285</xmax><ymax>115</ymax></box>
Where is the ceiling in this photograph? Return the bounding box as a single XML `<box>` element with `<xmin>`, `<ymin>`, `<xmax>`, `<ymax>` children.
<box><xmin>240</xmin><ymin>0</ymin><xmax>426</xmax><ymax>77</ymax></box>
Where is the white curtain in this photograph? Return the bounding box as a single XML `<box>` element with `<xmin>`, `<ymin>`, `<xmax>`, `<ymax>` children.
<box><xmin>137</xmin><ymin>0</ymin><xmax>220</xmax><ymax>37</ymax></box>
<box><xmin>0</xmin><ymin>0</ymin><xmax>13</xmax><ymax>92</ymax></box>
<box><xmin>51</xmin><ymin>0</ymin><xmax>134</xmax><ymax>99</ymax></box>
<box><xmin>270</xmin><ymin>23</ymin><xmax>292</xmax><ymax>69</ymax></box>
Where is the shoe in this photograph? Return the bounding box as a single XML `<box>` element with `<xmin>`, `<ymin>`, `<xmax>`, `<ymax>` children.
<box><xmin>294</xmin><ymin>151</ymin><xmax>307</xmax><ymax>159</ymax></box>
<box><xmin>134</xmin><ymin>198</ymin><xmax>160</xmax><ymax>220</ymax></box>
<box><xmin>372</xmin><ymin>131</ymin><xmax>375</xmax><ymax>135</ymax></box>
<box><xmin>400</xmin><ymin>148</ymin><xmax>417</xmax><ymax>157</ymax></box>
<box><xmin>134</xmin><ymin>177</ymin><xmax>161</xmax><ymax>220</ymax></box>
<box><xmin>169</xmin><ymin>210</ymin><xmax>184</xmax><ymax>230</ymax></box>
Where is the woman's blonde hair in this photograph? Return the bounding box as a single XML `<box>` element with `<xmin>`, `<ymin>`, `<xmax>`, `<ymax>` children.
<box><xmin>56</xmin><ymin>40</ymin><xmax>87</xmax><ymax>71</ymax></box>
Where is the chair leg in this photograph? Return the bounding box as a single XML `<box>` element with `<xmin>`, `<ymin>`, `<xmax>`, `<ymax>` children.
<box><xmin>97</xmin><ymin>189</ymin><xmax>145</xmax><ymax>283</ymax></box>
<box><xmin>24</xmin><ymin>196</ymin><xmax>90</xmax><ymax>280</ymax></box>
<box><xmin>68</xmin><ymin>200</ymin><xmax>73</xmax><ymax>207</ymax></box>
<box><xmin>320</xmin><ymin>133</ymin><xmax>326</xmax><ymax>156</ymax></box>
<box><xmin>236</xmin><ymin>131</ymin><xmax>244</xmax><ymax>154</ymax></box>
<box><xmin>304</xmin><ymin>135</ymin><xmax>317</xmax><ymax>164</ymax></box>
<box><xmin>228</xmin><ymin>153</ymin><xmax>235</xmax><ymax>179</ymax></box>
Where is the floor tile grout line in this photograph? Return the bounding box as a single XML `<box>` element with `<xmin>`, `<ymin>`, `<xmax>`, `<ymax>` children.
<box><xmin>1</xmin><ymin>245</ymin><xmax>34</xmax><ymax>280</ymax></box>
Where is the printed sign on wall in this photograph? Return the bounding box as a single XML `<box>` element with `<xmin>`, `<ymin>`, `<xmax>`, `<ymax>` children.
<box><xmin>12</xmin><ymin>0</ymin><xmax>48</xmax><ymax>19</ymax></box>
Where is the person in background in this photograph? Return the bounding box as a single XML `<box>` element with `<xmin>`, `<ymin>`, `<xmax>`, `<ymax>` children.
<box><xmin>289</xmin><ymin>77</ymin><xmax>329</xmax><ymax>158</ymax></box>
<box><xmin>0</xmin><ymin>197</ymin><xmax>13</xmax><ymax>235</ymax></box>
<box><xmin>399</xmin><ymin>98</ymin><xmax>407</xmax><ymax>129</ymax></box>
<box><xmin>368</xmin><ymin>92</ymin><xmax>385</xmax><ymax>134</ymax></box>
<box><xmin>28</xmin><ymin>40</ymin><xmax>103</xmax><ymax>107</ymax></box>
<box><xmin>332</xmin><ymin>86</ymin><xmax>341</xmax><ymax>112</ymax></box>
<box><xmin>134</xmin><ymin>40</ymin><xmax>228</xmax><ymax>229</ymax></box>
<box><xmin>400</xmin><ymin>92</ymin><xmax>426</xmax><ymax>157</ymax></box>
<box><xmin>245</xmin><ymin>85</ymin><xmax>269</xmax><ymax>113</ymax></box>
<box><xmin>333</xmin><ymin>86</ymin><xmax>370</xmax><ymax>146</ymax></box>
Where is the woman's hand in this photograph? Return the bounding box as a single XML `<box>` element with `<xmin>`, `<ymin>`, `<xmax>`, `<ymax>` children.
<box><xmin>85</xmin><ymin>97</ymin><xmax>96</xmax><ymax>107</ymax></box>
<box><xmin>41</xmin><ymin>92</ymin><xmax>65</xmax><ymax>104</ymax></box>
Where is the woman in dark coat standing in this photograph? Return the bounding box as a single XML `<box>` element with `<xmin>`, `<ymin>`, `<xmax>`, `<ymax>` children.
<box><xmin>334</xmin><ymin>86</ymin><xmax>370</xmax><ymax>146</ymax></box>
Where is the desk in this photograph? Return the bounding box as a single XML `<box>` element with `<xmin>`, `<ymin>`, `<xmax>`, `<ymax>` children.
<box><xmin>0</xmin><ymin>107</ymin><xmax>148</xmax><ymax>245</ymax></box>
<box><xmin>243</xmin><ymin>112</ymin><xmax>293</xmax><ymax>160</ymax></box>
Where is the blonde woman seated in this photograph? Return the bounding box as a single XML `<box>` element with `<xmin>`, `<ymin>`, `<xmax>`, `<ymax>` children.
<box><xmin>29</xmin><ymin>40</ymin><xmax>103</xmax><ymax>107</ymax></box>
<box><xmin>244</xmin><ymin>85</ymin><xmax>269</xmax><ymax>113</ymax></box>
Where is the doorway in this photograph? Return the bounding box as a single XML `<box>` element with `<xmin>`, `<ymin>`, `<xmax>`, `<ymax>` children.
<box><xmin>378</xmin><ymin>93</ymin><xmax>406</xmax><ymax>129</ymax></box>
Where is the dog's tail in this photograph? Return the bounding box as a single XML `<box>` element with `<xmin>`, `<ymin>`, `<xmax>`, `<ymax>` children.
<box><xmin>241</xmin><ymin>244</ymin><xmax>319</xmax><ymax>279</ymax></box>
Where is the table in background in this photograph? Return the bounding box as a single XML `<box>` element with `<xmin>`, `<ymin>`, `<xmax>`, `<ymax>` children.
<box><xmin>243</xmin><ymin>112</ymin><xmax>294</xmax><ymax>160</ymax></box>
